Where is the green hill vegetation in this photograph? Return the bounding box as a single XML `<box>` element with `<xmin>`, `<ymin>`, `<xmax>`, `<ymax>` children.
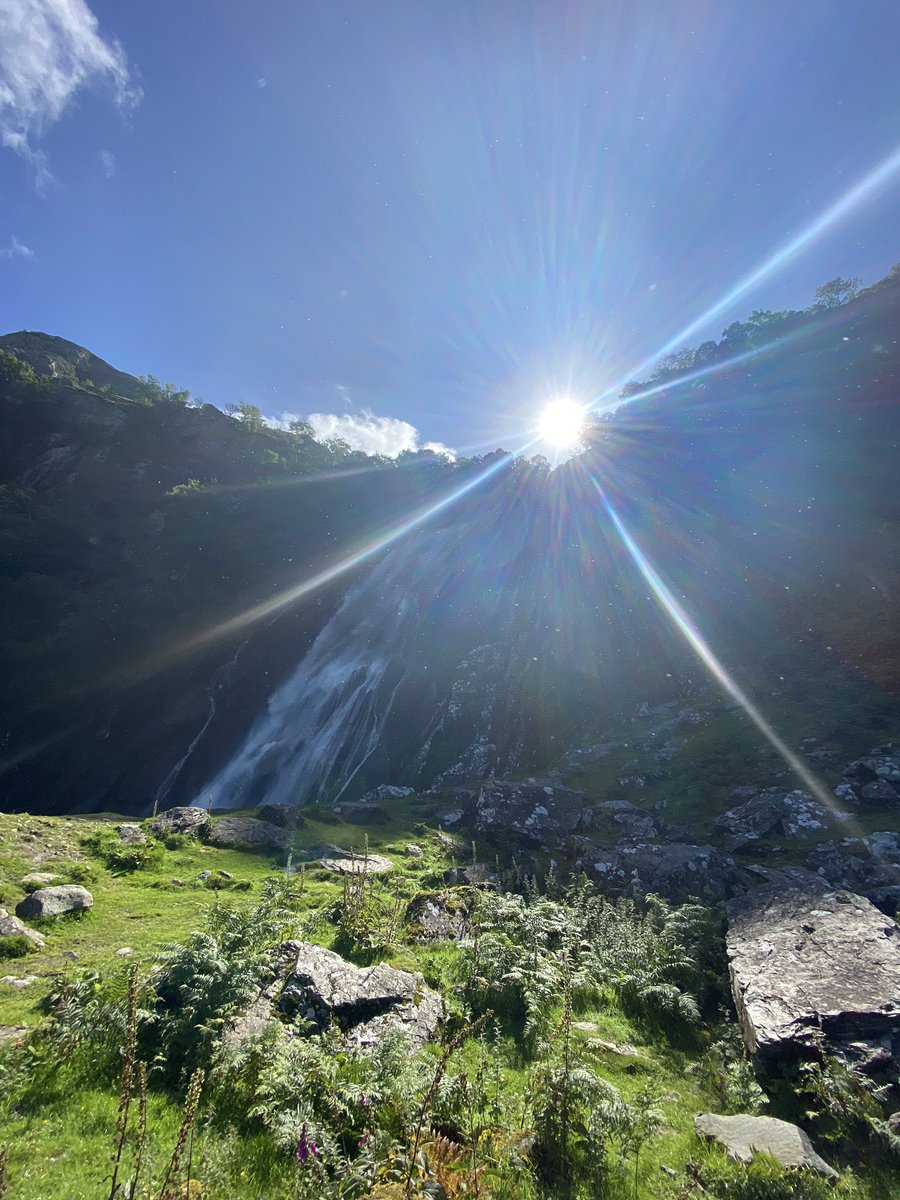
<box><xmin>2</xmin><ymin>803</ymin><xmax>896</xmax><ymax>1200</ymax></box>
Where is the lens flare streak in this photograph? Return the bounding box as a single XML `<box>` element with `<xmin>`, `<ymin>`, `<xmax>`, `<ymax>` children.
<box><xmin>592</xmin><ymin>479</ymin><xmax>849</xmax><ymax>819</ymax></box>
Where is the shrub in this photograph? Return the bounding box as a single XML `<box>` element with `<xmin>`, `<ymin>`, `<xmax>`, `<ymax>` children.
<box><xmin>0</xmin><ymin>934</ymin><xmax>36</xmax><ymax>960</ymax></box>
<box><xmin>85</xmin><ymin>827</ymin><xmax>164</xmax><ymax>872</ymax></box>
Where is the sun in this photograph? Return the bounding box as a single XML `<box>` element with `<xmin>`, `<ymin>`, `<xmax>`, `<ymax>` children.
<box><xmin>538</xmin><ymin>396</ymin><xmax>584</xmax><ymax>448</ymax></box>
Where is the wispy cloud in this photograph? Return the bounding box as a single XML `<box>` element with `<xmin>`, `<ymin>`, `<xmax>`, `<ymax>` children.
<box><xmin>99</xmin><ymin>148</ymin><xmax>115</xmax><ymax>177</ymax></box>
<box><xmin>268</xmin><ymin>406</ymin><xmax>456</xmax><ymax>460</ymax></box>
<box><xmin>0</xmin><ymin>0</ymin><xmax>141</xmax><ymax>188</ymax></box>
<box><xmin>0</xmin><ymin>234</ymin><xmax>34</xmax><ymax>259</ymax></box>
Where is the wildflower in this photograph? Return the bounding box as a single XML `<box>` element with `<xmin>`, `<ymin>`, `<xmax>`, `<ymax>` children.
<box><xmin>360</xmin><ymin>1092</ymin><xmax>370</xmax><ymax>1108</ymax></box>
<box><xmin>296</xmin><ymin>1124</ymin><xmax>319</xmax><ymax>1164</ymax></box>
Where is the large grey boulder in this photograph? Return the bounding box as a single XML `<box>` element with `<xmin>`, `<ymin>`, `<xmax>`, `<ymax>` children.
<box><xmin>117</xmin><ymin>824</ymin><xmax>147</xmax><ymax>845</ymax></box>
<box><xmin>475</xmin><ymin>780</ymin><xmax>587</xmax><ymax>841</ymax></box>
<box><xmin>280</xmin><ymin>941</ymin><xmax>443</xmax><ymax>1049</ymax></box>
<box><xmin>714</xmin><ymin>788</ymin><xmax>842</xmax><ymax>852</ymax></box>
<box><xmin>0</xmin><ymin>914</ymin><xmax>46</xmax><ymax>948</ymax></box>
<box><xmin>148</xmin><ymin>806</ymin><xmax>210</xmax><ymax>837</ymax></box>
<box><xmin>726</xmin><ymin>881</ymin><xmax>900</xmax><ymax>1066</ymax></box>
<box><xmin>207</xmin><ymin>816</ymin><xmax>291</xmax><ymax>850</ymax></box>
<box><xmin>694</xmin><ymin>1113</ymin><xmax>837</xmax><ymax>1177</ymax></box>
<box><xmin>16</xmin><ymin>885</ymin><xmax>93</xmax><ymax>920</ymax></box>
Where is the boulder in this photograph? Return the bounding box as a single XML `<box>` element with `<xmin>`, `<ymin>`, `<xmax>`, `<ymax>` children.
<box><xmin>694</xmin><ymin>1113</ymin><xmax>837</xmax><ymax>1177</ymax></box>
<box><xmin>207</xmin><ymin>816</ymin><xmax>291</xmax><ymax>850</ymax></box>
<box><xmin>584</xmin><ymin>800</ymin><xmax>660</xmax><ymax>842</ymax></box>
<box><xmin>116</xmin><ymin>824</ymin><xmax>147</xmax><ymax>845</ymax></box>
<box><xmin>16</xmin><ymin>885</ymin><xmax>93</xmax><ymax>920</ymax></box>
<box><xmin>406</xmin><ymin>891</ymin><xmax>470</xmax><ymax>942</ymax></box>
<box><xmin>475</xmin><ymin>780</ymin><xmax>587</xmax><ymax>841</ymax></box>
<box><xmin>404</xmin><ymin>843</ymin><xmax>424</xmax><ymax>858</ymax></box>
<box><xmin>1</xmin><ymin>975</ymin><xmax>39</xmax><ymax>990</ymax></box>
<box><xmin>148</xmin><ymin>806</ymin><xmax>210</xmax><ymax>837</ymax></box>
<box><xmin>713</xmin><ymin>788</ymin><xmax>840</xmax><ymax>852</ymax></box>
<box><xmin>726</xmin><ymin>881</ymin><xmax>900</xmax><ymax>1065</ymax></box>
<box><xmin>836</xmin><ymin>748</ymin><xmax>900</xmax><ymax>808</ymax></box>
<box><xmin>0</xmin><ymin>914</ymin><xmax>46</xmax><ymax>948</ymax></box>
<box><xmin>279</xmin><ymin>941</ymin><xmax>442</xmax><ymax>1049</ymax></box>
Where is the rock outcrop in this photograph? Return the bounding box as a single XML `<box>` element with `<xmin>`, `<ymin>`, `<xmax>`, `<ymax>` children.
<box><xmin>836</xmin><ymin>746</ymin><xmax>900</xmax><ymax>808</ymax></box>
<box><xmin>148</xmin><ymin>806</ymin><xmax>210</xmax><ymax>837</ymax></box>
<box><xmin>727</xmin><ymin>880</ymin><xmax>900</xmax><ymax>1068</ymax></box>
<box><xmin>714</xmin><ymin>787</ymin><xmax>843</xmax><ymax>852</ymax></box>
<box><xmin>475</xmin><ymin>780</ymin><xmax>588</xmax><ymax>841</ymax></box>
<box><xmin>694</xmin><ymin>1113</ymin><xmax>837</xmax><ymax>1177</ymax></box>
<box><xmin>16</xmin><ymin>885</ymin><xmax>93</xmax><ymax>920</ymax></box>
<box><xmin>572</xmin><ymin>838</ymin><xmax>733</xmax><ymax>903</ymax></box>
<box><xmin>279</xmin><ymin>941</ymin><xmax>443</xmax><ymax>1049</ymax></box>
<box><xmin>806</xmin><ymin>832</ymin><xmax>900</xmax><ymax>914</ymax></box>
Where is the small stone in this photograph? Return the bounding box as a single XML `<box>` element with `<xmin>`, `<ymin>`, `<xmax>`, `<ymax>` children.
<box><xmin>404</xmin><ymin>844</ymin><xmax>424</xmax><ymax>858</ymax></box>
<box><xmin>216</xmin><ymin>870</ymin><xmax>234</xmax><ymax>879</ymax></box>
<box><xmin>115</xmin><ymin>947</ymin><xmax>133</xmax><ymax>957</ymax></box>
<box><xmin>1</xmin><ymin>975</ymin><xmax>39</xmax><ymax>989</ymax></box>
<box><xmin>62</xmin><ymin>950</ymin><xmax>79</xmax><ymax>961</ymax></box>
<box><xmin>197</xmin><ymin>871</ymin><xmax>212</xmax><ymax>881</ymax></box>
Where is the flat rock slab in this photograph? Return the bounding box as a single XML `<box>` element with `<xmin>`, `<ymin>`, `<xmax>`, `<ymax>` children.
<box><xmin>695</xmin><ymin>1113</ymin><xmax>837</xmax><ymax>1177</ymax></box>
<box><xmin>331</xmin><ymin>802</ymin><xmax>388</xmax><ymax>824</ymax></box>
<box><xmin>149</xmin><ymin>806</ymin><xmax>210</xmax><ymax>837</ymax></box>
<box><xmin>207</xmin><ymin>816</ymin><xmax>291</xmax><ymax>850</ymax></box>
<box><xmin>313</xmin><ymin>848</ymin><xmax>394</xmax><ymax>875</ymax></box>
<box><xmin>475</xmin><ymin>780</ymin><xmax>587</xmax><ymax>841</ymax></box>
<box><xmin>16</xmin><ymin>885</ymin><xmax>93</xmax><ymax>920</ymax></box>
<box><xmin>727</xmin><ymin>882</ymin><xmax>900</xmax><ymax>1062</ymax></box>
<box><xmin>280</xmin><ymin>941</ymin><xmax>442</xmax><ymax>1049</ymax></box>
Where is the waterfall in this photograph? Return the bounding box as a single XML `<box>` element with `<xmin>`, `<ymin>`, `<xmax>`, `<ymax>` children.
<box><xmin>199</xmin><ymin>524</ymin><xmax>463</xmax><ymax>809</ymax></box>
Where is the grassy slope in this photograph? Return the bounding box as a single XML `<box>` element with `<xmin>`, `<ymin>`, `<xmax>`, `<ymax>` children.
<box><xmin>2</xmin><ymin>805</ymin><xmax>898</xmax><ymax>1199</ymax></box>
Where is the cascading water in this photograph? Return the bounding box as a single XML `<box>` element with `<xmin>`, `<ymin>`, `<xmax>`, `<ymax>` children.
<box><xmin>200</xmin><ymin>521</ymin><xmax>486</xmax><ymax>809</ymax></box>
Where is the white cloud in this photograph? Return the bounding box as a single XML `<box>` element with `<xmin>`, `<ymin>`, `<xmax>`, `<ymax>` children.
<box><xmin>0</xmin><ymin>234</ymin><xmax>33</xmax><ymax>258</ymax></box>
<box><xmin>99</xmin><ymin>147</ymin><xmax>115</xmax><ymax>176</ymax></box>
<box><xmin>268</xmin><ymin>406</ymin><xmax>456</xmax><ymax>460</ymax></box>
<box><xmin>0</xmin><ymin>0</ymin><xmax>141</xmax><ymax>187</ymax></box>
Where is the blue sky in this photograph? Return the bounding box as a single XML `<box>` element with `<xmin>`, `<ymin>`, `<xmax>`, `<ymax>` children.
<box><xmin>2</xmin><ymin>0</ymin><xmax>899</xmax><ymax>456</ymax></box>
